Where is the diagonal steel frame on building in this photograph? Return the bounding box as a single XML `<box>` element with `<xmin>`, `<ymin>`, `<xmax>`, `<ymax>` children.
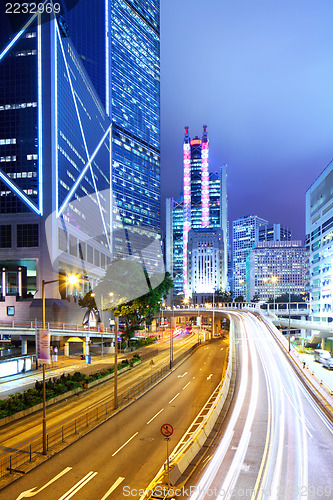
<box><xmin>0</xmin><ymin>10</ymin><xmax>44</xmax><ymax>215</ymax></box>
<box><xmin>55</xmin><ymin>21</ymin><xmax>112</xmax><ymax>254</ymax></box>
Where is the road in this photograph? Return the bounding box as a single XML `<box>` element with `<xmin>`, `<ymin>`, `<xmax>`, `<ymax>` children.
<box><xmin>0</xmin><ymin>331</ymin><xmax>200</xmax><ymax>453</ymax></box>
<box><xmin>1</xmin><ymin>338</ymin><xmax>228</xmax><ymax>499</ymax></box>
<box><xmin>182</xmin><ymin>311</ymin><xmax>333</xmax><ymax>500</ymax></box>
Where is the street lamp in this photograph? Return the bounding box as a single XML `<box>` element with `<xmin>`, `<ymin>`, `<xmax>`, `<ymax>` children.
<box><xmin>288</xmin><ymin>281</ymin><xmax>291</xmax><ymax>352</ymax></box>
<box><xmin>41</xmin><ymin>274</ymin><xmax>78</xmax><ymax>455</ymax></box>
<box><xmin>196</xmin><ymin>304</ymin><xmax>201</xmax><ymax>344</ymax></box>
<box><xmin>212</xmin><ymin>289</ymin><xmax>215</xmax><ymax>339</ymax></box>
<box><xmin>271</xmin><ymin>276</ymin><xmax>278</xmax><ymax>313</ymax></box>
<box><xmin>238</xmin><ymin>279</ymin><xmax>247</xmax><ymax>303</ymax></box>
<box><xmin>170</xmin><ymin>305</ymin><xmax>175</xmax><ymax>369</ymax></box>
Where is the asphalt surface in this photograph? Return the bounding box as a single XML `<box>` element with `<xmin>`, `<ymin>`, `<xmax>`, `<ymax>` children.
<box><xmin>1</xmin><ymin>338</ymin><xmax>228</xmax><ymax>499</ymax></box>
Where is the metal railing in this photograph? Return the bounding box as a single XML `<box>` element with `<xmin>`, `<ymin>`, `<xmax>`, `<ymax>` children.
<box><xmin>0</xmin><ymin>343</ymin><xmax>199</xmax><ymax>480</ymax></box>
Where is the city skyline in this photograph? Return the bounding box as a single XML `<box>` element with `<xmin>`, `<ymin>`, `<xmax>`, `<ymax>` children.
<box><xmin>160</xmin><ymin>0</ymin><xmax>333</xmax><ymax>240</ymax></box>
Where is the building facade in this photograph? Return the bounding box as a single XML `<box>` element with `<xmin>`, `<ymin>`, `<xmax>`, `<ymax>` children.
<box><xmin>257</xmin><ymin>223</ymin><xmax>291</xmax><ymax>242</ymax></box>
<box><xmin>166</xmin><ymin>126</ymin><xmax>228</xmax><ymax>301</ymax></box>
<box><xmin>306</xmin><ymin>160</ymin><xmax>333</xmax><ymax>323</ymax></box>
<box><xmin>232</xmin><ymin>215</ymin><xmax>268</xmax><ymax>299</ymax></box>
<box><xmin>246</xmin><ymin>240</ymin><xmax>308</xmax><ymax>302</ymax></box>
<box><xmin>0</xmin><ymin>2</ymin><xmax>161</xmax><ymax>321</ymax></box>
<box><xmin>187</xmin><ymin>228</ymin><xmax>224</xmax><ymax>303</ymax></box>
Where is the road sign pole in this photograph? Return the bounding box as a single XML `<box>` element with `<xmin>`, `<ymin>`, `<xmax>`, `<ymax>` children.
<box><xmin>166</xmin><ymin>437</ymin><xmax>170</xmax><ymax>488</ymax></box>
<box><xmin>160</xmin><ymin>423</ymin><xmax>173</xmax><ymax>488</ymax></box>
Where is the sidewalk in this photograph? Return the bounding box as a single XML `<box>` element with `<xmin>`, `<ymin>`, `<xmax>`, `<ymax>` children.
<box><xmin>265</xmin><ymin>318</ymin><xmax>333</xmax><ymax>412</ymax></box>
<box><xmin>0</xmin><ymin>354</ymin><xmax>119</xmax><ymax>398</ymax></box>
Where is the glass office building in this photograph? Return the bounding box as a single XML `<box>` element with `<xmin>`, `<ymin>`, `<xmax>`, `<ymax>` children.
<box><xmin>306</xmin><ymin>160</ymin><xmax>333</xmax><ymax>323</ymax></box>
<box><xmin>232</xmin><ymin>215</ymin><xmax>268</xmax><ymax>299</ymax></box>
<box><xmin>0</xmin><ymin>2</ymin><xmax>161</xmax><ymax>320</ymax></box>
<box><xmin>64</xmin><ymin>0</ymin><xmax>161</xmax><ymax>258</ymax></box>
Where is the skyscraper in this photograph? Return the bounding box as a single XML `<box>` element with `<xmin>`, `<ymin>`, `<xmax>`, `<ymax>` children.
<box><xmin>232</xmin><ymin>215</ymin><xmax>268</xmax><ymax>299</ymax></box>
<box><xmin>64</xmin><ymin>1</ymin><xmax>161</xmax><ymax>255</ymax></box>
<box><xmin>306</xmin><ymin>160</ymin><xmax>333</xmax><ymax>323</ymax></box>
<box><xmin>0</xmin><ymin>2</ymin><xmax>161</xmax><ymax>320</ymax></box>
<box><xmin>246</xmin><ymin>240</ymin><xmax>308</xmax><ymax>302</ymax></box>
<box><xmin>257</xmin><ymin>223</ymin><xmax>292</xmax><ymax>242</ymax></box>
<box><xmin>166</xmin><ymin>126</ymin><xmax>228</xmax><ymax>301</ymax></box>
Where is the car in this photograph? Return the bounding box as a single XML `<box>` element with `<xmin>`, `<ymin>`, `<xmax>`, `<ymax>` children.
<box><xmin>322</xmin><ymin>354</ymin><xmax>333</xmax><ymax>370</ymax></box>
<box><xmin>313</xmin><ymin>349</ymin><xmax>332</xmax><ymax>365</ymax></box>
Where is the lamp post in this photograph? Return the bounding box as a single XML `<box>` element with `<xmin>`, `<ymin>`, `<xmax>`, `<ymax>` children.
<box><xmin>271</xmin><ymin>276</ymin><xmax>278</xmax><ymax>313</ymax></box>
<box><xmin>170</xmin><ymin>305</ymin><xmax>174</xmax><ymax>369</ymax></box>
<box><xmin>212</xmin><ymin>289</ymin><xmax>215</xmax><ymax>339</ymax></box>
<box><xmin>114</xmin><ymin>316</ymin><xmax>118</xmax><ymax>409</ymax></box>
<box><xmin>288</xmin><ymin>281</ymin><xmax>291</xmax><ymax>352</ymax></box>
<box><xmin>238</xmin><ymin>279</ymin><xmax>247</xmax><ymax>304</ymax></box>
<box><xmin>196</xmin><ymin>304</ymin><xmax>201</xmax><ymax>344</ymax></box>
<box><xmin>41</xmin><ymin>274</ymin><xmax>78</xmax><ymax>455</ymax></box>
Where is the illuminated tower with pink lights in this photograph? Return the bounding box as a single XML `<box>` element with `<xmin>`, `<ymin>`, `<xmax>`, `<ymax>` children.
<box><xmin>166</xmin><ymin>126</ymin><xmax>229</xmax><ymax>302</ymax></box>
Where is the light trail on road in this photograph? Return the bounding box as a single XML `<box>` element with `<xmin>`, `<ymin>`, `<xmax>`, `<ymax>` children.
<box><xmin>187</xmin><ymin>311</ymin><xmax>333</xmax><ymax>500</ymax></box>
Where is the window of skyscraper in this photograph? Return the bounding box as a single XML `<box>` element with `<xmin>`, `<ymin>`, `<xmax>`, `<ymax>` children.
<box><xmin>17</xmin><ymin>224</ymin><xmax>38</xmax><ymax>248</ymax></box>
<box><xmin>0</xmin><ymin>225</ymin><xmax>11</xmax><ymax>248</ymax></box>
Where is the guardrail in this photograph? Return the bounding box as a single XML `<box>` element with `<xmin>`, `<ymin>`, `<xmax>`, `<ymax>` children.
<box><xmin>0</xmin><ymin>343</ymin><xmax>199</xmax><ymax>480</ymax></box>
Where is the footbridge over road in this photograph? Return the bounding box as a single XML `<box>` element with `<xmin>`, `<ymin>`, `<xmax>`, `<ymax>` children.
<box><xmin>163</xmin><ymin>304</ymin><xmax>331</xmax><ymax>348</ymax></box>
<box><xmin>270</xmin><ymin>315</ymin><xmax>333</xmax><ymax>348</ymax></box>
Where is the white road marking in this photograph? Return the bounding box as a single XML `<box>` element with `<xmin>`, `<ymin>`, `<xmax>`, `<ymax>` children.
<box><xmin>100</xmin><ymin>477</ymin><xmax>125</xmax><ymax>500</ymax></box>
<box><xmin>183</xmin><ymin>382</ymin><xmax>191</xmax><ymax>390</ymax></box>
<box><xmin>177</xmin><ymin>371</ymin><xmax>187</xmax><ymax>378</ymax></box>
<box><xmin>169</xmin><ymin>393</ymin><xmax>179</xmax><ymax>404</ymax></box>
<box><xmin>147</xmin><ymin>408</ymin><xmax>164</xmax><ymax>424</ymax></box>
<box><xmin>112</xmin><ymin>432</ymin><xmax>139</xmax><ymax>456</ymax></box>
<box><xmin>16</xmin><ymin>467</ymin><xmax>72</xmax><ymax>499</ymax></box>
<box><xmin>57</xmin><ymin>471</ymin><xmax>97</xmax><ymax>500</ymax></box>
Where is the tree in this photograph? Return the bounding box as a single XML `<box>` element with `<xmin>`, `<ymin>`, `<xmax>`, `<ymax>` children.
<box><xmin>111</xmin><ymin>272</ymin><xmax>173</xmax><ymax>338</ymax></box>
<box><xmin>267</xmin><ymin>293</ymin><xmax>307</xmax><ymax>304</ymax></box>
<box><xmin>234</xmin><ymin>295</ymin><xmax>244</xmax><ymax>303</ymax></box>
<box><xmin>215</xmin><ymin>290</ymin><xmax>233</xmax><ymax>302</ymax></box>
<box><xmin>78</xmin><ymin>290</ymin><xmax>97</xmax><ymax>310</ymax></box>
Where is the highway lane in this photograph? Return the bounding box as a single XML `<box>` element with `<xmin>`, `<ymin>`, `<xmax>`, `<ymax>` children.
<box><xmin>0</xmin><ymin>332</ymin><xmax>199</xmax><ymax>453</ymax></box>
<box><xmin>2</xmin><ymin>338</ymin><xmax>228</xmax><ymax>499</ymax></box>
<box><xmin>183</xmin><ymin>311</ymin><xmax>333</xmax><ymax>500</ymax></box>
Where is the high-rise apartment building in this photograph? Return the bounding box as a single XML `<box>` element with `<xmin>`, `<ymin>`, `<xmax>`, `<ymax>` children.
<box><xmin>306</xmin><ymin>160</ymin><xmax>333</xmax><ymax>323</ymax></box>
<box><xmin>0</xmin><ymin>2</ymin><xmax>161</xmax><ymax>320</ymax></box>
<box><xmin>232</xmin><ymin>215</ymin><xmax>268</xmax><ymax>299</ymax></box>
<box><xmin>246</xmin><ymin>240</ymin><xmax>308</xmax><ymax>302</ymax></box>
<box><xmin>166</xmin><ymin>126</ymin><xmax>228</xmax><ymax>301</ymax></box>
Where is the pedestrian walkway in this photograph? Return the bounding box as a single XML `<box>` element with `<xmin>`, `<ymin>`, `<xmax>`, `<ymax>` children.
<box><xmin>297</xmin><ymin>352</ymin><xmax>333</xmax><ymax>393</ymax></box>
<box><xmin>267</xmin><ymin>320</ymin><xmax>333</xmax><ymax>411</ymax></box>
<box><xmin>0</xmin><ymin>354</ymin><xmax>118</xmax><ymax>398</ymax></box>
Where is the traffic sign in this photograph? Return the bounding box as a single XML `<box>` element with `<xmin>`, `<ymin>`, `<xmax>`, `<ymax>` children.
<box><xmin>161</xmin><ymin>423</ymin><xmax>173</xmax><ymax>437</ymax></box>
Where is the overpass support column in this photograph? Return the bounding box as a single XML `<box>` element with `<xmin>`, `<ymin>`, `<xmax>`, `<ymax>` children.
<box><xmin>322</xmin><ymin>337</ymin><xmax>326</xmax><ymax>350</ymax></box>
<box><xmin>84</xmin><ymin>336</ymin><xmax>90</xmax><ymax>356</ymax></box>
<box><xmin>21</xmin><ymin>336</ymin><xmax>27</xmax><ymax>355</ymax></box>
<box><xmin>64</xmin><ymin>342</ymin><xmax>69</xmax><ymax>357</ymax></box>
<box><xmin>300</xmin><ymin>316</ymin><xmax>307</xmax><ymax>341</ymax></box>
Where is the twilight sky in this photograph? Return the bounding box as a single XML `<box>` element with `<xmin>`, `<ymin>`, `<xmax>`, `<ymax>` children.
<box><xmin>160</xmin><ymin>0</ymin><xmax>333</xmax><ymax>240</ymax></box>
